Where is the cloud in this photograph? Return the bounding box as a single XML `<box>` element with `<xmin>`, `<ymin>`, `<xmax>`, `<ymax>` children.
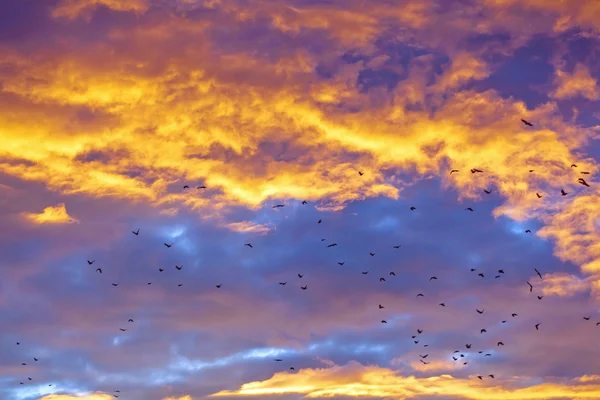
<box><xmin>225</xmin><ymin>221</ymin><xmax>275</xmax><ymax>235</ymax></box>
<box><xmin>39</xmin><ymin>394</ymin><xmax>114</xmax><ymax>400</ymax></box>
<box><xmin>21</xmin><ymin>203</ymin><xmax>79</xmax><ymax>225</ymax></box>
<box><xmin>211</xmin><ymin>361</ymin><xmax>600</xmax><ymax>399</ymax></box>
<box><xmin>538</xmin><ymin>272</ymin><xmax>590</xmax><ymax>297</ymax></box>
<box><xmin>551</xmin><ymin>64</ymin><xmax>600</xmax><ymax>101</ymax></box>
<box><xmin>51</xmin><ymin>0</ymin><xmax>149</xmax><ymax>20</ymax></box>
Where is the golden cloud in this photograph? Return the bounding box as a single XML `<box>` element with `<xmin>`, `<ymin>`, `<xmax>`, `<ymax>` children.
<box><xmin>538</xmin><ymin>272</ymin><xmax>590</xmax><ymax>297</ymax></box>
<box><xmin>225</xmin><ymin>221</ymin><xmax>275</xmax><ymax>235</ymax></box>
<box><xmin>52</xmin><ymin>0</ymin><xmax>149</xmax><ymax>20</ymax></box>
<box><xmin>39</xmin><ymin>394</ymin><xmax>114</xmax><ymax>400</ymax></box>
<box><xmin>211</xmin><ymin>361</ymin><xmax>600</xmax><ymax>399</ymax></box>
<box><xmin>552</xmin><ymin>64</ymin><xmax>600</xmax><ymax>101</ymax></box>
<box><xmin>0</xmin><ymin>1</ymin><xmax>598</xmax><ymax>295</ymax></box>
<box><xmin>22</xmin><ymin>203</ymin><xmax>79</xmax><ymax>225</ymax></box>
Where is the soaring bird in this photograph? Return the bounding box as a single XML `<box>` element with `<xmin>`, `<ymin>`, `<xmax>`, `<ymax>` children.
<box><xmin>318</xmin><ymin>219</ymin><xmax>322</xmax><ymax>224</ymax></box>
<box><xmin>584</xmin><ymin>317</ymin><xmax>591</xmax><ymax>321</ymax></box>
<box><xmin>197</xmin><ymin>185</ymin><xmax>207</xmax><ymax>189</ymax></box>
<box><xmin>301</xmin><ymin>285</ymin><xmax>307</xmax><ymax>290</ymax></box>
<box><xmin>159</xmin><ymin>268</ymin><xmax>164</xmax><ymax>272</ymax></box>
<box><xmin>379</xmin><ymin>304</ymin><xmax>384</xmax><ymax>309</ymax></box>
<box><xmin>465</xmin><ymin>207</ymin><xmax>474</xmax><ymax>211</ymax></box>
<box><xmin>34</xmin><ymin>358</ymin><xmax>38</xmax><ymax>362</ymax></box>
<box><xmin>112</xmin><ymin>283</ymin><xmax>118</xmax><ymax>287</ymax></box>
<box><xmin>338</xmin><ymin>261</ymin><xmax>345</xmax><ymax>265</ymax></box>
<box><xmin>521</xmin><ymin>119</ymin><xmax>533</xmax><ymax>127</ymax></box>
<box><xmin>298</xmin><ymin>274</ymin><xmax>303</xmax><ymax>278</ymax></box>
<box><xmin>301</xmin><ymin>200</ymin><xmax>308</xmax><ymax>205</ymax></box>
<box><xmin>327</xmin><ymin>243</ymin><xmax>338</xmax><ymax>248</ymax></box>
<box><xmin>393</xmin><ymin>245</ymin><xmax>401</xmax><ymax>248</ymax></box>
<box><xmin>537</xmin><ymin>295</ymin><xmax>543</xmax><ymax>300</ymax></box>
<box><xmin>369</xmin><ymin>252</ymin><xmax>375</xmax><ymax>256</ymax></box>
<box><xmin>430</xmin><ymin>276</ymin><xmax>438</xmax><ymax>281</ymax></box>
<box><xmin>183</xmin><ymin>185</ymin><xmax>189</xmax><ymax>189</ymax></box>
<box><xmin>536</xmin><ymin>192</ymin><xmax>542</xmax><ymax>198</ymax></box>
<box><xmin>417</xmin><ymin>329</ymin><xmax>423</xmax><ymax>334</ymax></box>
<box><xmin>512</xmin><ymin>313</ymin><xmax>518</xmax><ymax>317</ymax></box>
<box><xmin>381</xmin><ymin>320</ymin><xmax>387</xmax><ymax>324</ymax></box>
<box><xmin>525</xmin><ymin>229</ymin><xmax>531</xmax><ymax>233</ymax></box>
<box><xmin>274</xmin><ymin>359</ymin><xmax>282</xmax><ymax>362</ymax></box>
<box><xmin>96</xmin><ymin>268</ymin><xmax>103</xmax><ymax>274</ymax></box>
<box><xmin>416</xmin><ymin>293</ymin><xmax>424</xmax><ymax>297</ymax></box>
<box><xmin>578</xmin><ymin>178</ymin><xmax>590</xmax><ymax>187</ymax></box>
<box><xmin>581</xmin><ymin>171</ymin><xmax>590</xmax><ymax>174</ymax></box>
<box><xmin>87</xmin><ymin>260</ymin><xmax>95</xmax><ymax>265</ymax></box>
<box><xmin>216</xmin><ymin>284</ymin><xmax>222</xmax><ymax>288</ymax></box>
<box><xmin>527</xmin><ymin>282</ymin><xmax>533</xmax><ymax>292</ymax></box>
<box><xmin>497</xmin><ymin>342</ymin><xmax>504</xmax><ymax>346</ymax></box>
<box><xmin>480</xmin><ymin>329</ymin><xmax>487</xmax><ymax>333</ymax></box>
<box><xmin>279</xmin><ymin>282</ymin><xmax>287</xmax><ymax>286</ymax></box>
<box><xmin>164</xmin><ymin>243</ymin><xmax>173</xmax><ymax>248</ymax></box>
<box><xmin>119</xmin><ymin>329</ymin><xmax>127</xmax><ymax>332</ymax></box>
<box><xmin>535</xmin><ymin>323</ymin><xmax>540</xmax><ymax>330</ymax></box>
<box><xmin>380</xmin><ymin>278</ymin><xmax>386</xmax><ymax>282</ymax></box>
<box><xmin>362</xmin><ymin>271</ymin><xmax>369</xmax><ymax>274</ymax></box>
<box><xmin>498</xmin><ymin>269</ymin><xmax>504</xmax><ymax>274</ymax></box>
<box><xmin>410</xmin><ymin>206</ymin><xmax>416</xmax><ymax>210</ymax></box>
<box><xmin>466</xmin><ymin>344</ymin><xmax>472</xmax><ymax>349</ymax></box>
<box><xmin>483</xmin><ymin>189</ymin><xmax>492</xmax><ymax>194</ymax></box>
<box><xmin>132</xmin><ymin>229</ymin><xmax>140</xmax><ymax>236</ymax></box>
<box><xmin>534</xmin><ymin>268</ymin><xmax>543</xmax><ymax>279</ymax></box>
<box><xmin>478</xmin><ymin>273</ymin><xmax>484</xmax><ymax>278</ymax></box>
<box><xmin>272</xmin><ymin>204</ymin><xmax>285</xmax><ymax>208</ymax></box>
<box><xmin>450</xmin><ymin>169</ymin><xmax>459</xmax><ymax>174</ymax></box>
<box><xmin>358</xmin><ymin>171</ymin><xmax>364</xmax><ymax>176</ymax></box>
<box><xmin>561</xmin><ymin>189</ymin><xmax>568</xmax><ymax>196</ymax></box>
<box><xmin>245</xmin><ymin>243</ymin><xmax>253</xmax><ymax>248</ymax></box>
<box><xmin>128</xmin><ymin>319</ymin><xmax>134</xmax><ymax>322</ymax></box>
<box><xmin>175</xmin><ymin>265</ymin><xmax>183</xmax><ymax>271</ymax></box>
<box><xmin>439</xmin><ymin>303</ymin><xmax>446</xmax><ymax>307</ymax></box>
<box><xmin>571</xmin><ymin>164</ymin><xmax>578</xmax><ymax>168</ymax></box>
<box><xmin>471</xmin><ymin>168</ymin><xmax>483</xmax><ymax>173</ymax></box>
<box><xmin>389</xmin><ymin>271</ymin><xmax>396</xmax><ymax>276</ymax></box>
<box><xmin>476</xmin><ymin>309</ymin><xmax>484</xmax><ymax>314</ymax></box>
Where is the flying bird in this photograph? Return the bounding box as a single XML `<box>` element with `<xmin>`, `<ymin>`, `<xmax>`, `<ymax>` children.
<box><xmin>534</xmin><ymin>268</ymin><xmax>543</xmax><ymax>279</ymax></box>
<box><xmin>410</xmin><ymin>206</ymin><xmax>416</xmax><ymax>210</ymax></box>
<box><xmin>318</xmin><ymin>219</ymin><xmax>322</xmax><ymax>224</ymax></box>
<box><xmin>128</xmin><ymin>319</ymin><xmax>134</xmax><ymax>322</ymax></box>
<box><xmin>183</xmin><ymin>185</ymin><xmax>189</xmax><ymax>189</ymax></box>
<box><xmin>159</xmin><ymin>268</ymin><xmax>164</xmax><ymax>272</ymax></box>
<box><xmin>521</xmin><ymin>119</ymin><xmax>533</xmax><ymax>127</ymax></box>
<box><xmin>119</xmin><ymin>329</ymin><xmax>126</xmax><ymax>332</ymax></box>
<box><xmin>379</xmin><ymin>304</ymin><xmax>384</xmax><ymax>309</ymax></box>
<box><xmin>465</xmin><ymin>207</ymin><xmax>474</xmax><ymax>211</ymax></box>
<box><xmin>416</xmin><ymin>293</ymin><xmax>424</xmax><ymax>297</ymax></box>
<box><xmin>389</xmin><ymin>271</ymin><xmax>396</xmax><ymax>276</ymax></box>
<box><xmin>380</xmin><ymin>277</ymin><xmax>386</xmax><ymax>282</ymax></box>
<box><xmin>87</xmin><ymin>260</ymin><xmax>95</xmax><ymax>265</ymax></box>
<box><xmin>527</xmin><ymin>282</ymin><xmax>533</xmax><ymax>292</ymax></box>
<box><xmin>301</xmin><ymin>285</ymin><xmax>307</xmax><ymax>290</ymax></box>
<box><xmin>111</xmin><ymin>283</ymin><xmax>118</xmax><ymax>287</ymax></box>
<box><xmin>298</xmin><ymin>274</ymin><xmax>303</xmax><ymax>278</ymax></box>
<box><xmin>536</xmin><ymin>192</ymin><xmax>542</xmax><ymax>198</ymax></box>
<box><xmin>578</xmin><ymin>178</ymin><xmax>590</xmax><ymax>187</ymax></box>
<box><xmin>279</xmin><ymin>282</ymin><xmax>287</xmax><ymax>286</ymax></box>
<box><xmin>197</xmin><ymin>185</ymin><xmax>207</xmax><ymax>189</ymax></box>
<box><xmin>571</xmin><ymin>164</ymin><xmax>578</xmax><ymax>168</ymax></box>
<box><xmin>471</xmin><ymin>168</ymin><xmax>483</xmax><ymax>173</ymax></box>
<box><xmin>216</xmin><ymin>284</ymin><xmax>222</xmax><ymax>288</ymax></box>
<box><xmin>480</xmin><ymin>329</ymin><xmax>487</xmax><ymax>333</ymax></box>
<box><xmin>525</xmin><ymin>229</ymin><xmax>531</xmax><ymax>233</ymax></box>
<box><xmin>512</xmin><ymin>313</ymin><xmax>518</xmax><ymax>317</ymax></box>
<box><xmin>483</xmin><ymin>189</ymin><xmax>492</xmax><ymax>194</ymax></box>
<box><xmin>369</xmin><ymin>252</ymin><xmax>375</xmax><ymax>256</ymax></box>
<box><xmin>358</xmin><ymin>171</ymin><xmax>364</xmax><ymax>176</ymax></box>
<box><xmin>584</xmin><ymin>317</ymin><xmax>591</xmax><ymax>321</ymax></box>
<box><xmin>581</xmin><ymin>171</ymin><xmax>590</xmax><ymax>174</ymax></box>
<box><xmin>327</xmin><ymin>243</ymin><xmax>338</xmax><ymax>247</ymax></box>
<box><xmin>245</xmin><ymin>243</ymin><xmax>253</xmax><ymax>248</ymax></box>
<box><xmin>560</xmin><ymin>189</ymin><xmax>568</xmax><ymax>196</ymax></box>
<box><xmin>535</xmin><ymin>323</ymin><xmax>540</xmax><ymax>330</ymax></box>
<box><xmin>381</xmin><ymin>320</ymin><xmax>387</xmax><ymax>324</ymax></box>
<box><xmin>338</xmin><ymin>261</ymin><xmax>345</xmax><ymax>265</ymax></box>
<box><xmin>476</xmin><ymin>309</ymin><xmax>484</xmax><ymax>314</ymax></box>
<box><xmin>164</xmin><ymin>243</ymin><xmax>173</xmax><ymax>248</ymax></box>
<box><xmin>497</xmin><ymin>342</ymin><xmax>504</xmax><ymax>346</ymax></box>
<box><xmin>393</xmin><ymin>245</ymin><xmax>401</xmax><ymax>248</ymax></box>
<box><xmin>132</xmin><ymin>229</ymin><xmax>140</xmax><ymax>235</ymax></box>
<box><xmin>362</xmin><ymin>271</ymin><xmax>369</xmax><ymax>274</ymax></box>
<box><xmin>96</xmin><ymin>268</ymin><xmax>103</xmax><ymax>274</ymax></box>
<box><xmin>301</xmin><ymin>200</ymin><xmax>307</xmax><ymax>204</ymax></box>
<box><xmin>537</xmin><ymin>295</ymin><xmax>543</xmax><ymax>300</ymax></box>
<box><xmin>450</xmin><ymin>169</ymin><xmax>459</xmax><ymax>174</ymax></box>
<box><xmin>175</xmin><ymin>265</ymin><xmax>183</xmax><ymax>271</ymax></box>
<box><xmin>272</xmin><ymin>204</ymin><xmax>285</xmax><ymax>208</ymax></box>
<box><xmin>439</xmin><ymin>303</ymin><xmax>446</xmax><ymax>307</ymax></box>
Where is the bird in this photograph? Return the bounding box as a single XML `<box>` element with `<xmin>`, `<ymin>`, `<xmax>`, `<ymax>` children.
<box><xmin>298</xmin><ymin>274</ymin><xmax>303</xmax><ymax>278</ymax></box>
<box><xmin>132</xmin><ymin>229</ymin><xmax>140</xmax><ymax>235</ymax></box>
<box><xmin>164</xmin><ymin>243</ymin><xmax>173</xmax><ymax>248</ymax></box>
<box><xmin>535</xmin><ymin>323</ymin><xmax>540</xmax><ymax>330</ymax></box>
<box><xmin>476</xmin><ymin>309</ymin><xmax>484</xmax><ymax>314</ymax></box>
<box><xmin>379</xmin><ymin>304</ymin><xmax>384</xmax><ymax>309</ymax></box>
<box><xmin>419</xmin><ymin>354</ymin><xmax>428</xmax><ymax>359</ymax></box>
<box><xmin>537</xmin><ymin>295</ymin><xmax>543</xmax><ymax>300</ymax></box>
<box><xmin>87</xmin><ymin>260</ymin><xmax>95</xmax><ymax>265</ymax></box>
<box><xmin>525</xmin><ymin>229</ymin><xmax>531</xmax><ymax>233</ymax></box>
<box><xmin>471</xmin><ymin>168</ymin><xmax>483</xmax><ymax>173</ymax></box>
<box><xmin>410</xmin><ymin>206</ymin><xmax>416</xmax><ymax>210</ymax></box>
<box><xmin>290</xmin><ymin>367</ymin><xmax>295</xmax><ymax>370</ymax></box>
<box><xmin>480</xmin><ymin>328</ymin><xmax>487</xmax><ymax>333</ymax></box>
<box><xmin>478</xmin><ymin>273</ymin><xmax>484</xmax><ymax>278</ymax></box>
<box><xmin>512</xmin><ymin>313</ymin><xmax>518</xmax><ymax>317</ymax></box>
<box><xmin>521</xmin><ymin>119</ymin><xmax>533</xmax><ymax>126</ymax></box>
<box><xmin>272</xmin><ymin>204</ymin><xmax>285</xmax><ymax>208</ymax></box>
<box><xmin>498</xmin><ymin>269</ymin><xmax>504</xmax><ymax>274</ymax></box>
<box><xmin>318</xmin><ymin>219</ymin><xmax>322</xmax><ymax>224</ymax></box>
<box><xmin>279</xmin><ymin>282</ymin><xmax>287</xmax><ymax>286</ymax></box>
<box><xmin>389</xmin><ymin>271</ymin><xmax>396</xmax><ymax>276</ymax></box>
<box><xmin>216</xmin><ymin>284</ymin><xmax>222</xmax><ymax>288</ymax></box>
<box><xmin>301</xmin><ymin>285</ymin><xmax>307</xmax><ymax>290</ymax></box>
<box><xmin>381</xmin><ymin>320</ymin><xmax>387</xmax><ymax>324</ymax></box>
<box><xmin>34</xmin><ymin>358</ymin><xmax>38</xmax><ymax>361</ymax></box>
<box><xmin>430</xmin><ymin>276</ymin><xmax>438</xmax><ymax>281</ymax></box>
<box><xmin>327</xmin><ymin>243</ymin><xmax>338</xmax><ymax>247</ymax></box>
<box><xmin>183</xmin><ymin>185</ymin><xmax>189</xmax><ymax>189</ymax></box>
<box><xmin>416</xmin><ymin>293</ymin><xmax>424</xmax><ymax>297</ymax></box>
<box><xmin>338</xmin><ymin>261</ymin><xmax>345</xmax><ymax>265</ymax></box>
<box><xmin>128</xmin><ymin>319</ymin><xmax>134</xmax><ymax>322</ymax></box>
<box><xmin>578</xmin><ymin>178</ymin><xmax>590</xmax><ymax>187</ymax></box>
<box><xmin>439</xmin><ymin>303</ymin><xmax>446</xmax><ymax>307</ymax></box>
<box><xmin>177</xmin><ymin>284</ymin><xmax>183</xmax><ymax>287</ymax></box>
<box><xmin>175</xmin><ymin>265</ymin><xmax>183</xmax><ymax>270</ymax></box>
<box><xmin>369</xmin><ymin>252</ymin><xmax>375</xmax><ymax>256</ymax></box>
<box><xmin>119</xmin><ymin>329</ymin><xmax>126</xmax><ymax>332</ymax></box>
<box><xmin>301</xmin><ymin>200</ymin><xmax>307</xmax><ymax>205</ymax></box>
<box><xmin>561</xmin><ymin>189</ymin><xmax>568</xmax><ymax>196</ymax></box>
<box><xmin>527</xmin><ymin>282</ymin><xmax>533</xmax><ymax>292</ymax></box>
<box><xmin>96</xmin><ymin>268</ymin><xmax>103</xmax><ymax>274</ymax></box>
<box><xmin>420</xmin><ymin>360</ymin><xmax>429</xmax><ymax>365</ymax></box>
<box><xmin>358</xmin><ymin>171</ymin><xmax>364</xmax><ymax>176</ymax></box>
<box><xmin>159</xmin><ymin>268</ymin><xmax>164</xmax><ymax>272</ymax></box>
<box><xmin>112</xmin><ymin>283</ymin><xmax>118</xmax><ymax>287</ymax></box>
<box><xmin>477</xmin><ymin>376</ymin><xmax>483</xmax><ymax>380</ymax></box>
<box><xmin>497</xmin><ymin>342</ymin><xmax>504</xmax><ymax>346</ymax></box>
<box><xmin>245</xmin><ymin>243</ymin><xmax>253</xmax><ymax>248</ymax></box>
<box><xmin>274</xmin><ymin>359</ymin><xmax>282</xmax><ymax>362</ymax></box>
<box><xmin>534</xmin><ymin>268</ymin><xmax>543</xmax><ymax>279</ymax></box>
<box><xmin>483</xmin><ymin>189</ymin><xmax>492</xmax><ymax>194</ymax></box>
<box><xmin>393</xmin><ymin>245</ymin><xmax>401</xmax><ymax>248</ymax></box>
<box><xmin>380</xmin><ymin>277</ymin><xmax>386</xmax><ymax>282</ymax></box>
<box><xmin>571</xmin><ymin>164</ymin><xmax>578</xmax><ymax>168</ymax></box>
<box><xmin>197</xmin><ymin>185</ymin><xmax>207</xmax><ymax>189</ymax></box>
<box><xmin>417</xmin><ymin>329</ymin><xmax>423</xmax><ymax>334</ymax></box>
<box><xmin>362</xmin><ymin>271</ymin><xmax>369</xmax><ymax>275</ymax></box>
<box><xmin>581</xmin><ymin>171</ymin><xmax>590</xmax><ymax>174</ymax></box>
<box><xmin>466</xmin><ymin>344</ymin><xmax>472</xmax><ymax>349</ymax></box>
<box><xmin>488</xmin><ymin>375</ymin><xmax>495</xmax><ymax>379</ymax></box>
<box><xmin>536</xmin><ymin>192</ymin><xmax>542</xmax><ymax>198</ymax></box>
<box><xmin>465</xmin><ymin>207</ymin><xmax>474</xmax><ymax>211</ymax></box>
<box><xmin>450</xmin><ymin>169</ymin><xmax>459</xmax><ymax>174</ymax></box>
<box><xmin>584</xmin><ymin>317</ymin><xmax>591</xmax><ymax>321</ymax></box>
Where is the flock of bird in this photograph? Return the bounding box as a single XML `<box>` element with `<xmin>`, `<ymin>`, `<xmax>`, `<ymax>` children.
<box><xmin>9</xmin><ymin>118</ymin><xmax>596</xmax><ymax>397</ymax></box>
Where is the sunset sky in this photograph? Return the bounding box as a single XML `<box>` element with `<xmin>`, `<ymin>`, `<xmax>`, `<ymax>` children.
<box><xmin>1</xmin><ymin>0</ymin><xmax>600</xmax><ymax>399</ymax></box>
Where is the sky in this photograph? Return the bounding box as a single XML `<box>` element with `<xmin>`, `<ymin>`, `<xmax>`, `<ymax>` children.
<box><xmin>1</xmin><ymin>0</ymin><xmax>600</xmax><ymax>399</ymax></box>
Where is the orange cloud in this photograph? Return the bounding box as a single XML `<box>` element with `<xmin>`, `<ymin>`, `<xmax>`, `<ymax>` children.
<box><xmin>225</xmin><ymin>221</ymin><xmax>275</xmax><ymax>234</ymax></box>
<box><xmin>52</xmin><ymin>0</ymin><xmax>149</xmax><ymax>20</ymax></box>
<box><xmin>39</xmin><ymin>394</ymin><xmax>113</xmax><ymax>400</ymax></box>
<box><xmin>552</xmin><ymin>64</ymin><xmax>600</xmax><ymax>101</ymax></box>
<box><xmin>538</xmin><ymin>272</ymin><xmax>590</xmax><ymax>297</ymax></box>
<box><xmin>22</xmin><ymin>203</ymin><xmax>79</xmax><ymax>225</ymax></box>
<box><xmin>211</xmin><ymin>361</ymin><xmax>600</xmax><ymax>399</ymax></box>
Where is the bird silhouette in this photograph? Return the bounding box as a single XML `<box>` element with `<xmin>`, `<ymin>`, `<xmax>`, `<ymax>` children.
<box><xmin>483</xmin><ymin>189</ymin><xmax>492</xmax><ymax>194</ymax></box>
<box><xmin>298</xmin><ymin>274</ymin><xmax>303</xmax><ymax>278</ymax></box>
<box><xmin>183</xmin><ymin>185</ymin><xmax>189</xmax><ymax>189</ymax></box>
<box><xmin>132</xmin><ymin>229</ymin><xmax>140</xmax><ymax>235</ymax></box>
<box><xmin>380</xmin><ymin>278</ymin><xmax>386</xmax><ymax>282</ymax></box>
<box><xmin>535</xmin><ymin>323</ymin><xmax>540</xmax><ymax>330</ymax></box>
<box><xmin>301</xmin><ymin>285</ymin><xmax>307</xmax><ymax>290</ymax></box>
<box><xmin>525</xmin><ymin>229</ymin><xmax>531</xmax><ymax>233</ymax></box>
<box><xmin>389</xmin><ymin>271</ymin><xmax>396</xmax><ymax>276</ymax></box>
<box><xmin>379</xmin><ymin>304</ymin><xmax>384</xmax><ymax>309</ymax></box>
<box><xmin>338</xmin><ymin>261</ymin><xmax>345</xmax><ymax>265</ymax></box>
<box><xmin>318</xmin><ymin>219</ymin><xmax>322</xmax><ymax>224</ymax></box>
<box><xmin>197</xmin><ymin>185</ymin><xmax>207</xmax><ymax>189</ymax></box>
<box><xmin>465</xmin><ymin>207</ymin><xmax>474</xmax><ymax>211</ymax></box>
<box><xmin>534</xmin><ymin>268</ymin><xmax>543</xmax><ymax>279</ymax></box>
<box><xmin>393</xmin><ymin>245</ymin><xmax>401</xmax><ymax>248</ymax></box>
<box><xmin>301</xmin><ymin>200</ymin><xmax>307</xmax><ymax>204</ymax></box>
<box><xmin>578</xmin><ymin>178</ymin><xmax>590</xmax><ymax>187</ymax></box>
<box><xmin>430</xmin><ymin>276</ymin><xmax>438</xmax><ymax>281</ymax></box>
<box><xmin>497</xmin><ymin>342</ymin><xmax>504</xmax><ymax>346</ymax></box>
<box><xmin>450</xmin><ymin>169</ymin><xmax>459</xmax><ymax>174</ymax></box>
<box><xmin>369</xmin><ymin>252</ymin><xmax>375</xmax><ymax>256</ymax></box>
<box><xmin>175</xmin><ymin>265</ymin><xmax>183</xmax><ymax>271</ymax></box>
<box><xmin>476</xmin><ymin>309</ymin><xmax>484</xmax><ymax>314</ymax></box>
<box><xmin>439</xmin><ymin>303</ymin><xmax>446</xmax><ymax>307</ymax></box>
<box><xmin>96</xmin><ymin>268</ymin><xmax>103</xmax><ymax>274</ymax></box>
<box><xmin>521</xmin><ymin>119</ymin><xmax>533</xmax><ymax>126</ymax></box>
<box><xmin>471</xmin><ymin>168</ymin><xmax>483</xmax><ymax>173</ymax></box>
<box><xmin>272</xmin><ymin>204</ymin><xmax>285</xmax><ymax>208</ymax></box>
<box><xmin>128</xmin><ymin>319</ymin><xmax>134</xmax><ymax>322</ymax></box>
<box><xmin>410</xmin><ymin>206</ymin><xmax>416</xmax><ymax>210</ymax></box>
<box><xmin>480</xmin><ymin>328</ymin><xmax>487</xmax><ymax>333</ymax></box>
<box><xmin>560</xmin><ymin>189</ymin><xmax>568</xmax><ymax>196</ymax></box>
<box><xmin>584</xmin><ymin>317</ymin><xmax>591</xmax><ymax>321</ymax></box>
<box><xmin>164</xmin><ymin>243</ymin><xmax>173</xmax><ymax>248</ymax></box>
<box><xmin>416</xmin><ymin>293</ymin><xmax>424</xmax><ymax>297</ymax></box>
<box><xmin>245</xmin><ymin>243</ymin><xmax>253</xmax><ymax>248</ymax></box>
<box><xmin>87</xmin><ymin>260</ymin><xmax>95</xmax><ymax>265</ymax></box>
<box><xmin>279</xmin><ymin>282</ymin><xmax>287</xmax><ymax>286</ymax></box>
<box><xmin>112</xmin><ymin>283</ymin><xmax>118</xmax><ymax>287</ymax></box>
<box><xmin>527</xmin><ymin>282</ymin><xmax>533</xmax><ymax>292</ymax></box>
<box><xmin>381</xmin><ymin>320</ymin><xmax>387</xmax><ymax>324</ymax></box>
<box><xmin>536</xmin><ymin>192</ymin><xmax>542</xmax><ymax>198</ymax></box>
<box><xmin>571</xmin><ymin>164</ymin><xmax>578</xmax><ymax>168</ymax></box>
<box><xmin>216</xmin><ymin>284</ymin><xmax>222</xmax><ymax>288</ymax></box>
<box><xmin>362</xmin><ymin>271</ymin><xmax>369</xmax><ymax>274</ymax></box>
<box><xmin>327</xmin><ymin>243</ymin><xmax>338</xmax><ymax>247</ymax></box>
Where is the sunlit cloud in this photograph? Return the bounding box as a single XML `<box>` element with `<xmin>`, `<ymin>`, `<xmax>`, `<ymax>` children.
<box><xmin>52</xmin><ymin>0</ymin><xmax>149</xmax><ymax>20</ymax></box>
<box><xmin>211</xmin><ymin>361</ymin><xmax>600</xmax><ymax>399</ymax></box>
<box><xmin>225</xmin><ymin>221</ymin><xmax>275</xmax><ymax>235</ymax></box>
<box><xmin>39</xmin><ymin>394</ymin><xmax>113</xmax><ymax>400</ymax></box>
<box><xmin>22</xmin><ymin>203</ymin><xmax>79</xmax><ymax>225</ymax></box>
<box><xmin>538</xmin><ymin>272</ymin><xmax>590</xmax><ymax>297</ymax></box>
<box><xmin>551</xmin><ymin>64</ymin><xmax>600</xmax><ymax>101</ymax></box>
